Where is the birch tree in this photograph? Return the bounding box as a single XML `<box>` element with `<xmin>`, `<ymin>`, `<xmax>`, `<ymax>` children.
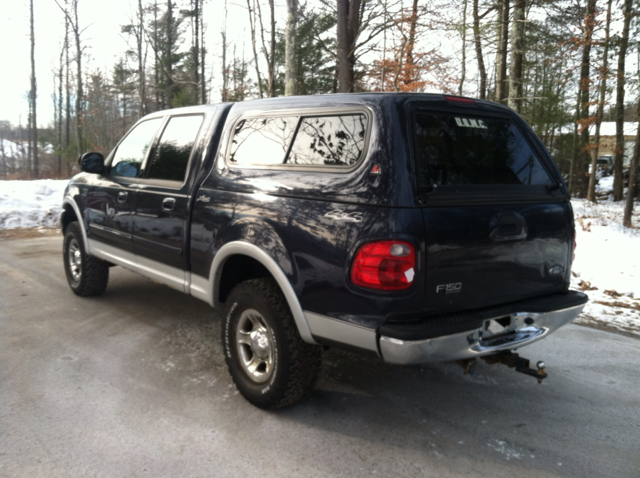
<box><xmin>29</xmin><ymin>0</ymin><xmax>39</xmax><ymax>178</ymax></box>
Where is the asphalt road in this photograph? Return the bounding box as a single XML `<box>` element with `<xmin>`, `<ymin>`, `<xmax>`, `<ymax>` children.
<box><xmin>1</xmin><ymin>236</ymin><xmax>639</xmax><ymax>478</ymax></box>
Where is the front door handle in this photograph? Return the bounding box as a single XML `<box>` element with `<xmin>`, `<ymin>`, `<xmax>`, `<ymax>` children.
<box><xmin>117</xmin><ymin>191</ymin><xmax>128</xmax><ymax>204</ymax></box>
<box><xmin>162</xmin><ymin>197</ymin><xmax>176</xmax><ymax>212</ymax></box>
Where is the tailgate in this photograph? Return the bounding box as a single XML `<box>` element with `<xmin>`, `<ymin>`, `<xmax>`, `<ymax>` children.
<box><xmin>421</xmin><ymin>202</ymin><xmax>572</xmax><ymax>313</ymax></box>
<box><xmin>410</xmin><ymin>103</ymin><xmax>572</xmax><ymax>314</ymax></box>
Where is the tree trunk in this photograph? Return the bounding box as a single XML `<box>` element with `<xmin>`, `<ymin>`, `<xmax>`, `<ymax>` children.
<box><xmin>623</xmin><ymin>101</ymin><xmax>640</xmax><ymax>227</ymax></box>
<box><xmin>404</xmin><ymin>0</ymin><xmax>419</xmax><ymax>87</ymax></box>
<box><xmin>568</xmin><ymin>94</ymin><xmax>581</xmax><ymax>196</ymax></box>
<box><xmin>472</xmin><ymin>0</ymin><xmax>486</xmax><ymax>99</ymax></box>
<box><xmin>165</xmin><ymin>0</ymin><xmax>174</xmax><ymax>107</ymax></box>
<box><xmin>508</xmin><ymin>0</ymin><xmax>525</xmax><ymax>112</ymax></box>
<box><xmin>137</xmin><ymin>0</ymin><xmax>147</xmax><ymax>117</ymax></box>
<box><xmin>154</xmin><ymin>1</ymin><xmax>161</xmax><ymax>109</ymax></box>
<box><xmin>587</xmin><ymin>0</ymin><xmax>612</xmax><ymax>202</ymax></box>
<box><xmin>57</xmin><ymin>24</ymin><xmax>65</xmax><ymax>176</ymax></box>
<box><xmin>221</xmin><ymin>1</ymin><xmax>229</xmax><ymax>102</ymax></box>
<box><xmin>337</xmin><ymin>0</ymin><xmax>361</xmax><ymax>93</ymax></box>
<box><xmin>285</xmin><ymin>0</ymin><xmax>298</xmax><ymax>96</ymax></box>
<box><xmin>199</xmin><ymin>0</ymin><xmax>206</xmax><ymax>103</ymax></box>
<box><xmin>64</xmin><ymin>16</ymin><xmax>70</xmax><ymax>165</ymax></box>
<box><xmin>30</xmin><ymin>0</ymin><xmax>38</xmax><ymax>179</ymax></box>
<box><xmin>613</xmin><ymin>0</ymin><xmax>632</xmax><ymax>201</ymax></box>
<box><xmin>458</xmin><ymin>0</ymin><xmax>467</xmax><ymax>95</ymax></box>
<box><xmin>194</xmin><ymin>0</ymin><xmax>201</xmax><ymax>102</ymax></box>
<box><xmin>575</xmin><ymin>0</ymin><xmax>597</xmax><ymax>198</ymax></box>
<box><xmin>55</xmin><ymin>0</ymin><xmax>84</xmax><ymax>158</ymax></box>
<box><xmin>247</xmin><ymin>0</ymin><xmax>263</xmax><ymax>98</ymax></box>
<box><xmin>495</xmin><ymin>0</ymin><xmax>509</xmax><ymax>103</ymax></box>
<box><xmin>268</xmin><ymin>0</ymin><xmax>275</xmax><ymax>97</ymax></box>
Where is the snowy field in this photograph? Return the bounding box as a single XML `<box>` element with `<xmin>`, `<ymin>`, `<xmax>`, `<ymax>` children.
<box><xmin>571</xmin><ymin>176</ymin><xmax>640</xmax><ymax>336</ymax></box>
<box><xmin>1</xmin><ymin>179</ymin><xmax>639</xmax><ymax>336</ymax></box>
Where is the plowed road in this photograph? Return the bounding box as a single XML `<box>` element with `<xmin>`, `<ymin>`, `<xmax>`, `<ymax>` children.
<box><xmin>1</xmin><ymin>236</ymin><xmax>639</xmax><ymax>477</ymax></box>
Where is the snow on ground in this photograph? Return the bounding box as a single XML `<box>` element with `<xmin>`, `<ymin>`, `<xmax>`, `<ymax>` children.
<box><xmin>0</xmin><ymin>179</ymin><xmax>66</xmax><ymax>229</ymax></box>
<box><xmin>0</xmin><ymin>179</ymin><xmax>638</xmax><ymax>336</ymax></box>
<box><xmin>571</xmin><ymin>177</ymin><xmax>640</xmax><ymax>336</ymax></box>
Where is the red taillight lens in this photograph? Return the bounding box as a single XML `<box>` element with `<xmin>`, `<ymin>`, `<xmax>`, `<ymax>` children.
<box><xmin>573</xmin><ymin>237</ymin><xmax>577</xmax><ymax>263</ymax></box>
<box><xmin>351</xmin><ymin>241</ymin><xmax>416</xmax><ymax>291</ymax></box>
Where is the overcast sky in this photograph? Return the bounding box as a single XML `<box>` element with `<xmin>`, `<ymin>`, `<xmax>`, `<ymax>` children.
<box><xmin>0</xmin><ymin>0</ymin><xmax>254</xmax><ymax>128</ymax></box>
<box><xmin>1</xmin><ymin>1</ymin><xmax>637</xmax><ymax>129</ymax></box>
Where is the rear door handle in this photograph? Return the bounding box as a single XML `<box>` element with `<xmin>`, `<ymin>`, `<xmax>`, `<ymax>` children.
<box><xmin>162</xmin><ymin>197</ymin><xmax>176</xmax><ymax>212</ymax></box>
<box><xmin>117</xmin><ymin>191</ymin><xmax>128</xmax><ymax>204</ymax></box>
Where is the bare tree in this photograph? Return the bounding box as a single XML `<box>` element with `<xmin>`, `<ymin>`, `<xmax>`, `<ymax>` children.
<box><xmin>472</xmin><ymin>0</ymin><xmax>487</xmax><ymax>99</ymax></box>
<box><xmin>247</xmin><ymin>0</ymin><xmax>264</xmax><ymax>98</ymax></box>
<box><xmin>495</xmin><ymin>0</ymin><xmax>509</xmax><ymax>103</ymax></box>
<box><xmin>587</xmin><ymin>0</ymin><xmax>612</xmax><ymax>202</ymax></box>
<box><xmin>623</xmin><ymin>100</ymin><xmax>639</xmax><ymax>227</ymax></box>
<box><xmin>29</xmin><ymin>0</ymin><xmax>39</xmax><ymax>178</ymax></box>
<box><xmin>576</xmin><ymin>0</ymin><xmax>597</xmax><ymax>197</ymax></box>
<box><xmin>337</xmin><ymin>0</ymin><xmax>360</xmax><ymax>92</ymax></box>
<box><xmin>221</xmin><ymin>0</ymin><xmax>230</xmax><ymax>102</ymax></box>
<box><xmin>285</xmin><ymin>0</ymin><xmax>298</xmax><ymax>96</ymax></box>
<box><xmin>613</xmin><ymin>0</ymin><xmax>633</xmax><ymax>201</ymax></box>
<box><xmin>55</xmin><ymin>0</ymin><xmax>84</xmax><ymax>158</ymax></box>
<box><xmin>458</xmin><ymin>0</ymin><xmax>468</xmax><ymax>96</ymax></box>
<box><xmin>255</xmin><ymin>0</ymin><xmax>276</xmax><ymax>97</ymax></box>
<box><xmin>137</xmin><ymin>0</ymin><xmax>148</xmax><ymax>115</ymax></box>
<box><xmin>508</xmin><ymin>0</ymin><xmax>526</xmax><ymax>112</ymax></box>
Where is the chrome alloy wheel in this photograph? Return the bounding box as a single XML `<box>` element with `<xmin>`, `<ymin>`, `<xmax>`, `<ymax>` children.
<box><xmin>235</xmin><ymin>308</ymin><xmax>275</xmax><ymax>383</ymax></box>
<box><xmin>67</xmin><ymin>238</ymin><xmax>82</xmax><ymax>283</ymax></box>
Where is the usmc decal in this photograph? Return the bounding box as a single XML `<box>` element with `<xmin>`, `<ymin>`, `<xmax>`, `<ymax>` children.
<box><xmin>454</xmin><ymin>117</ymin><xmax>488</xmax><ymax>129</ymax></box>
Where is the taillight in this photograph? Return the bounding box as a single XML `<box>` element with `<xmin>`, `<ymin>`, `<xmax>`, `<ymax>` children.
<box><xmin>573</xmin><ymin>237</ymin><xmax>577</xmax><ymax>263</ymax></box>
<box><xmin>351</xmin><ymin>240</ymin><xmax>416</xmax><ymax>291</ymax></box>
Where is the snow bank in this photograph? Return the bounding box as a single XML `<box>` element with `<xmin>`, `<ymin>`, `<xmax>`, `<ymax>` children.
<box><xmin>0</xmin><ymin>179</ymin><xmax>67</xmax><ymax>229</ymax></box>
<box><xmin>571</xmin><ymin>198</ymin><xmax>640</xmax><ymax>336</ymax></box>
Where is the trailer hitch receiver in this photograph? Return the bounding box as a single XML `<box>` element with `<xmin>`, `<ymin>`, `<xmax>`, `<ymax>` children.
<box><xmin>481</xmin><ymin>351</ymin><xmax>548</xmax><ymax>383</ymax></box>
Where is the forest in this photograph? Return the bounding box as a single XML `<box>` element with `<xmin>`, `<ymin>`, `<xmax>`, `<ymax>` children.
<box><xmin>1</xmin><ymin>0</ymin><xmax>639</xmax><ymax>220</ymax></box>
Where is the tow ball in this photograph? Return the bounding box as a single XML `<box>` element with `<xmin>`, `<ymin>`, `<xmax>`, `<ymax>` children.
<box><xmin>457</xmin><ymin>351</ymin><xmax>548</xmax><ymax>383</ymax></box>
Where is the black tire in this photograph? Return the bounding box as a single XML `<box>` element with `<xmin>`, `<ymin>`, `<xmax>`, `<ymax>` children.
<box><xmin>63</xmin><ymin>221</ymin><xmax>109</xmax><ymax>297</ymax></box>
<box><xmin>222</xmin><ymin>278</ymin><xmax>322</xmax><ymax>409</ymax></box>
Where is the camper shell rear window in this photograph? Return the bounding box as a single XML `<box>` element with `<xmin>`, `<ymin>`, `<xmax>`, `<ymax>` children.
<box><xmin>413</xmin><ymin>112</ymin><xmax>554</xmax><ymax>195</ymax></box>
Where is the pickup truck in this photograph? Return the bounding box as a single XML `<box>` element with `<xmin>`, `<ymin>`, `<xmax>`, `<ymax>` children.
<box><xmin>61</xmin><ymin>93</ymin><xmax>588</xmax><ymax>409</ymax></box>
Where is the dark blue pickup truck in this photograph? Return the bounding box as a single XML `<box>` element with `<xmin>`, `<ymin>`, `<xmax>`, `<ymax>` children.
<box><xmin>61</xmin><ymin>93</ymin><xmax>588</xmax><ymax>408</ymax></box>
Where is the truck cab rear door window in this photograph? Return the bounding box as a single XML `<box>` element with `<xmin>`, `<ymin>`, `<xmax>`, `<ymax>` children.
<box><xmin>145</xmin><ymin>115</ymin><xmax>204</xmax><ymax>182</ymax></box>
<box><xmin>413</xmin><ymin>113</ymin><xmax>553</xmax><ymax>191</ymax></box>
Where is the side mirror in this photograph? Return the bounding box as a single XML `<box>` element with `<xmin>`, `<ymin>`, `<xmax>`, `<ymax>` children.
<box><xmin>80</xmin><ymin>152</ymin><xmax>105</xmax><ymax>174</ymax></box>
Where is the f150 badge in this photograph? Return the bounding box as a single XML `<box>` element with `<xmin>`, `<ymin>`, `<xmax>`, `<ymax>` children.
<box><xmin>196</xmin><ymin>194</ymin><xmax>210</xmax><ymax>203</ymax></box>
<box><xmin>436</xmin><ymin>282</ymin><xmax>462</xmax><ymax>294</ymax></box>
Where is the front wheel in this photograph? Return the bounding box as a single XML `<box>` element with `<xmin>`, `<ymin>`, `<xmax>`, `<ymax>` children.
<box><xmin>63</xmin><ymin>221</ymin><xmax>109</xmax><ymax>296</ymax></box>
<box><xmin>222</xmin><ymin>278</ymin><xmax>321</xmax><ymax>409</ymax></box>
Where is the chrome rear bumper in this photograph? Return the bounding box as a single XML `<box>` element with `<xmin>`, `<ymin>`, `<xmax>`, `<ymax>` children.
<box><xmin>379</xmin><ymin>303</ymin><xmax>586</xmax><ymax>365</ymax></box>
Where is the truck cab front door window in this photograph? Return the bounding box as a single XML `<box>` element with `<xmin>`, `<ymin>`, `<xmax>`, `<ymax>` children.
<box><xmin>109</xmin><ymin>118</ymin><xmax>162</xmax><ymax>178</ymax></box>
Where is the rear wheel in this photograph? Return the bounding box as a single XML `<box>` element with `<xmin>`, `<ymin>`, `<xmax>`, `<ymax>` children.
<box><xmin>222</xmin><ymin>278</ymin><xmax>321</xmax><ymax>409</ymax></box>
<box><xmin>63</xmin><ymin>221</ymin><xmax>109</xmax><ymax>296</ymax></box>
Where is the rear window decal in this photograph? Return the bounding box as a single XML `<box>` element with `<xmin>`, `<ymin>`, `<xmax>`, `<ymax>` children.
<box><xmin>454</xmin><ymin>117</ymin><xmax>488</xmax><ymax>129</ymax></box>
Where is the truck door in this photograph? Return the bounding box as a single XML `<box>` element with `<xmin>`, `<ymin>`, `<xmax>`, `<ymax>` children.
<box><xmin>132</xmin><ymin>114</ymin><xmax>205</xmax><ymax>273</ymax></box>
<box><xmin>85</xmin><ymin>118</ymin><xmax>163</xmax><ymax>253</ymax></box>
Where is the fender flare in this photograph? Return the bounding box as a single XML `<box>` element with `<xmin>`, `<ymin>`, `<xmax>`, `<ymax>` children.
<box><xmin>204</xmin><ymin>241</ymin><xmax>317</xmax><ymax>345</ymax></box>
<box><xmin>62</xmin><ymin>197</ymin><xmax>89</xmax><ymax>248</ymax></box>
